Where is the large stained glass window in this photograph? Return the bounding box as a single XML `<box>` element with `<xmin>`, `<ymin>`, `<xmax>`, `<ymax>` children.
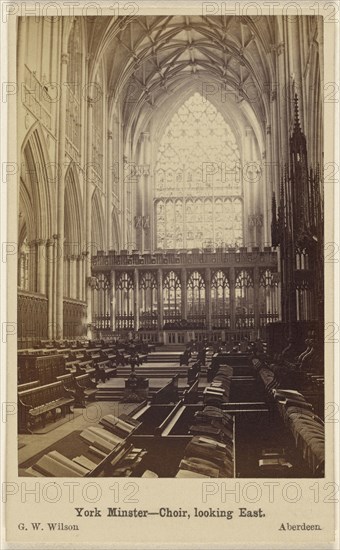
<box><xmin>155</xmin><ymin>93</ymin><xmax>243</xmax><ymax>250</ymax></box>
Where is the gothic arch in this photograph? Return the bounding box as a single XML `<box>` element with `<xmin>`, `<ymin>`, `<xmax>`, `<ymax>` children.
<box><xmin>154</xmin><ymin>92</ymin><xmax>243</xmax><ymax>250</ymax></box>
<box><xmin>20</xmin><ymin>123</ymin><xmax>54</xmax><ymax>240</ymax></box>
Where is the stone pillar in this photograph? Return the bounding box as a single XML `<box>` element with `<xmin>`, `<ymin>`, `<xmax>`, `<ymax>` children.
<box><xmin>142</xmin><ymin>132</ymin><xmax>151</xmax><ymax>251</ymax></box>
<box><xmin>86</xmin><ymin>275</ymin><xmax>96</xmax><ymax>338</ymax></box>
<box><xmin>46</xmin><ymin>239</ymin><xmax>54</xmax><ymax>339</ymax></box>
<box><xmin>71</xmin><ymin>255</ymin><xmax>77</xmax><ymax>299</ymax></box>
<box><xmin>64</xmin><ymin>256</ymin><xmax>69</xmax><ymax>298</ymax></box>
<box><xmin>136</xmin><ymin>137</ymin><xmax>144</xmax><ymax>252</ymax></box>
<box><xmin>18</xmin><ymin>253</ymin><xmax>24</xmax><ymax>288</ymax></box>
<box><xmin>205</xmin><ymin>267</ymin><xmax>212</xmax><ymax>330</ymax></box>
<box><xmin>244</xmin><ymin>127</ymin><xmax>253</xmax><ymax>248</ymax></box>
<box><xmin>181</xmin><ymin>268</ymin><xmax>187</xmax><ymax>320</ymax></box>
<box><xmin>254</xmin><ymin>266</ymin><xmax>260</xmax><ymax>335</ymax></box>
<box><xmin>157</xmin><ymin>268</ymin><xmax>164</xmax><ymax>330</ymax></box>
<box><xmin>81</xmin><ymin>252</ymin><xmax>87</xmax><ymax>302</ymax></box>
<box><xmin>229</xmin><ymin>267</ymin><xmax>236</xmax><ymax>330</ymax></box>
<box><xmin>37</xmin><ymin>239</ymin><xmax>46</xmax><ymax>295</ymax></box>
<box><xmin>110</xmin><ymin>271</ymin><xmax>116</xmax><ymax>332</ymax></box>
<box><xmin>86</xmin><ymin>95</ymin><xmax>94</xmax><ymax>338</ymax></box>
<box><xmin>76</xmin><ymin>255</ymin><xmax>82</xmax><ymax>301</ymax></box>
<box><xmin>28</xmin><ymin>240</ymin><xmax>37</xmax><ymax>292</ymax></box>
<box><xmin>107</xmin><ymin>130</ymin><xmax>113</xmax><ymax>250</ymax></box>
<box><xmin>134</xmin><ymin>268</ymin><xmax>139</xmax><ymax>331</ymax></box>
<box><xmin>52</xmin><ymin>234</ymin><xmax>59</xmax><ymax>338</ymax></box>
<box><xmin>56</xmin><ymin>49</ymin><xmax>69</xmax><ymax>339</ymax></box>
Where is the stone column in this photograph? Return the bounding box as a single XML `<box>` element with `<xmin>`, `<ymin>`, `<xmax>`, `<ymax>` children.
<box><xmin>205</xmin><ymin>267</ymin><xmax>212</xmax><ymax>330</ymax></box>
<box><xmin>136</xmin><ymin>137</ymin><xmax>144</xmax><ymax>252</ymax></box>
<box><xmin>71</xmin><ymin>255</ymin><xmax>77</xmax><ymax>299</ymax></box>
<box><xmin>142</xmin><ymin>132</ymin><xmax>151</xmax><ymax>251</ymax></box>
<box><xmin>181</xmin><ymin>268</ymin><xmax>187</xmax><ymax>320</ymax></box>
<box><xmin>107</xmin><ymin>130</ymin><xmax>113</xmax><ymax>250</ymax></box>
<box><xmin>56</xmin><ymin>49</ymin><xmax>69</xmax><ymax>339</ymax></box>
<box><xmin>46</xmin><ymin>239</ymin><xmax>54</xmax><ymax>339</ymax></box>
<box><xmin>52</xmin><ymin>234</ymin><xmax>59</xmax><ymax>338</ymax></box>
<box><xmin>37</xmin><ymin>239</ymin><xmax>46</xmax><ymax>295</ymax></box>
<box><xmin>64</xmin><ymin>256</ymin><xmax>69</xmax><ymax>298</ymax></box>
<box><xmin>254</xmin><ymin>266</ymin><xmax>260</xmax><ymax>335</ymax></box>
<box><xmin>244</xmin><ymin>127</ymin><xmax>253</xmax><ymax>248</ymax></box>
<box><xmin>229</xmin><ymin>267</ymin><xmax>236</xmax><ymax>330</ymax></box>
<box><xmin>157</xmin><ymin>268</ymin><xmax>164</xmax><ymax>330</ymax></box>
<box><xmin>81</xmin><ymin>252</ymin><xmax>87</xmax><ymax>302</ymax></box>
<box><xmin>110</xmin><ymin>271</ymin><xmax>116</xmax><ymax>332</ymax></box>
<box><xmin>18</xmin><ymin>252</ymin><xmax>23</xmax><ymax>288</ymax></box>
<box><xmin>86</xmin><ymin>95</ymin><xmax>94</xmax><ymax>338</ymax></box>
<box><xmin>76</xmin><ymin>255</ymin><xmax>82</xmax><ymax>301</ymax></box>
<box><xmin>134</xmin><ymin>268</ymin><xmax>139</xmax><ymax>331</ymax></box>
<box><xmin>28</xmin><ymin>240</ymin><xmax>37</xmax><ymax>292</ymax></box>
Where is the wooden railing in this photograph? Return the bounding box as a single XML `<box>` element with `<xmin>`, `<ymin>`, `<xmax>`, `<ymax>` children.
<box><xmin>139</xmin><ymin>312</ymin><xmax>158</xmax><ymax>329</ymax></box>
<box><xmin>115</xmin><ymin>313</ymin><xmax>134</xmax><ymax>330</ymax></box>
<box><xmin>259</xmin><ymin>313</ymin><xmax>279</xmax><ymax>326</ymax></box>
<box><xmin>235</xmin><ymin>314</ymin><xmax>255</xmax><ymax>328</ymax></box>
<box><xmin>93</xmin><ymin>314</ymin><xmax>111</xmax><ymax>330</ymax></box>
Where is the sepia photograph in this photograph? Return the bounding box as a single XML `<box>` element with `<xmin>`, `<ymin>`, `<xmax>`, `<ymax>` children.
<box><xmin>2</xmin><ymin>2</ymin><xmax>339</xmax><ymax>548</ymax></box>
<box><xmin>15</xmin><ymin>12</ymin><xmax>326</xmax><ymax>480</ymax></box>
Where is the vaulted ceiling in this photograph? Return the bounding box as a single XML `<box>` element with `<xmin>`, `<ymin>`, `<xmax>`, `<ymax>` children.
<box><xmin>86</xmin><ymin>16</ymin><xmax>280</xmax><ymax>150</ymax></box>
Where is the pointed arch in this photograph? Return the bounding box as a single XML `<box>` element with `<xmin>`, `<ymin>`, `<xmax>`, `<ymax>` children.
<box><xmin>20</xmin><ymin>123</ymin><xmax>54</xmax><ymax>240</ymax></box>
<box><xmin>154</xmin><ymin>92</ymin><xmax>243</xmax><ymax>250</ymax></box>
<box><xmin>19</xmin><ymin>124</ymin><xmax>54</xmax><ymax>293</ymax></box>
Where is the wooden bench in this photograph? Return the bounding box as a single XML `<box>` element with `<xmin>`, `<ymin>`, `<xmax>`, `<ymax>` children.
<box><xmin>152</xmin><ymin>375</ymin><xmax>179</xmax><ymax>404</ymax></box>
<box><xmin>65</xmin><ymin>360</ymin><xmax>79</xmax><ymax>372</ymax></box>
<box><xmin>77</xmin><ymin>360</ymin><xmax>96</xmax><ymax>376</ymax></box>
<box><xmin>97</xmin><ymin>360</ymin><xmax>117</xmax><ymax>381</ymax></box>
<box><xmin>115</xmin><ymin>352</ymin><xmax>129</xmax><ymax>366</ymax></box>
<box><xmin>18</xmin><ymin>381</ymin><xmax>75</xmax><ymax>433</ymax></box>
<box><xmin>18</xmin><ymin>354</ymin><xmax>66</xmax><ymax>385</ymax></box>
<box><xmin>187</xmin><ymin>361</ymin><xmax>201</xmax><ymax>384</ymax></box>
<box><xmin>56</xmin><ymin>373</ymin><xmax>98</xmax><ymax>407</ymax></box>
<box><xmin>18</xmin><ymin>380</ymin><xmax>40</xmax><ymax>392</ymax></box>
<box><xmin>183</xmin><ymin>377</ymin><xmax>199</xmax><ymax>404</ymax></box>
<box><xmin>74</xmin><ymin>374</ymin><xmax>98</xmax><ymax>406</ymax></box>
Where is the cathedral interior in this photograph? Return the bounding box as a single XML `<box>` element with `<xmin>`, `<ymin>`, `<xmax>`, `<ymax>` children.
<box><xmin>17</xmin><ymin>15</ymin><xmax>325</xmax><ymax>478</ymax></box>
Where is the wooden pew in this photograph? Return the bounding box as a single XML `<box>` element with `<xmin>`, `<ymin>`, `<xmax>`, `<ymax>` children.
<box><xmin>96</xmin><ymin>359</ymin><xmax>117</xmax><ymax>381</ymax></box>
<box><xmin>155</xmin><ymin>401</ymin><xmax>185</xmax><ymax>436</ymax></box>
<box><xmin>74</xmin><ymin>374</ymin><xmax>98</xmax><ymax>406</ymax></box>
<box><xmin>183</xmin><ymin>376</ymin><xmax>199</xmax><ymax>404</ymax></box>
<box><xmin>187</xmin><ymin>361</ymin><xmax>201</xmax><ymax>384</ymax></box>
<box><xmin>65</xmin><ymin>360</ymin><xmax>79</xmax><ymax>372</ymax></box>
<box><xmin>152</xmin><ymin>375</ymin><xmax>179</xmax><ymax>404</ymax></box>
<box><xmin>207</xmin><ymin>353</ymin><xmax>251</xmax><ymax>381</ymax></box>
<box><xmin>76</xmin><ymin>360</ymin><xmax>96</xmax><ymax>378</ymax></box>
<box><xmin>18</xmin><ymin>380</ymin><xmax>40</xmax><ymax>392</ymax></box>
<box><xmin>56</xmin><ymin>373</ymin><xmax>97</xmax><ymax>408</ymax></box>
<box><xmin>18</xmin><ymin>354</ymin><xmax>66</xmax><ymax>385</ymax></box>
<box><xmin>18</xmin><ymin>381</ymin><xmax>75</xmax><ymax>433</ymax></box>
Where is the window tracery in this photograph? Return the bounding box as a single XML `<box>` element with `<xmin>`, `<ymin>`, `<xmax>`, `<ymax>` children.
<box><xmin>155</xmin><ymin>93</ymin><xmax>243</xmax><ymax>249</ymax></box>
